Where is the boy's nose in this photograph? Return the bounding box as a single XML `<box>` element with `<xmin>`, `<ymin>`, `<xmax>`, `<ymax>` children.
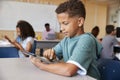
<box><xmin>60</xmin><ymin>27</ymin><xmax>64</xmax><ymax>32</ymax></box>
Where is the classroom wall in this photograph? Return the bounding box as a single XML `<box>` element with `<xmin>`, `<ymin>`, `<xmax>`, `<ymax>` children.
<box><xmin>0</xmin><ymin>30</ymin><xmax>15</xmax><ymax>40</ymax></box>
<box><xmin>107</xmin><ymin>3</ymin><xmax>120</xmax><ymax>27</ymax></box>
<box><xmin>0</xmin><ymin>0</ymin><xmax>108</xmax><ymax>40</ymax></box>
<box><xmin>15</xmin><ymin>0</ymin><xmax>67</xmax><ymax>5</ymax></box>
<box><xmin>83</xmin><ymin>1</ymin><xmax>107</xmax><ymax>38</ymax></box>
<box><xmin>0</xmin><ymin>30</ymin><xmax>65</xmax><ymax>40</ymax></box>
<box><xmin>0</xmin><ymin>1</ymin><xmax>59</xmax><ymax>32</ymax></box>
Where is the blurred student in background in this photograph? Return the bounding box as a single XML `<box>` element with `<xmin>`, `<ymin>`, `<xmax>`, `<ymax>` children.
<box><xmin>101</xmin><ymin>25</ymin><xmax>119</xmax><ymax>59</ymax></box>
<box><xmin>91</xmin><ymin>26</ymin><xmax>100</xmax><ymax>38</ymax></box>
<box><xmin>91</xmin><ymin>26</ymin><xmax>103</xmax><ymax>43</ymax></box>
<box><xmin>42</xmin><ymin>23</ymin><xmax>56</xmax><ymax>40</ymax></box>
<box><xmin>40</xmin><ymin>23</ymin><xmax>56</xmax><ymax>56</ymax></box>
<box><xmin>5</xmin><ymin>20</ymin><xmax>35</xmax><ymax>58</ymax></box>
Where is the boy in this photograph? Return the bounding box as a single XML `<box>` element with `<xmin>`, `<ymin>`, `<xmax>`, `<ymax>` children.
<box><xmin>30</xmin><ymin>0</ymin><xmax>102</xmax><ymax>79</ymax></box>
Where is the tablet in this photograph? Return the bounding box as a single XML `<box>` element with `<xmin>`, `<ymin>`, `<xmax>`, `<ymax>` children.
<box><xmin>22</xmin><ymin>51</ymin><xmax>59</xmax><ymax>64</ymax></box>
<box><xmin>22</xmin><ymin>51</ymin><xmax>36</xmax><ymax>57</ymax></box>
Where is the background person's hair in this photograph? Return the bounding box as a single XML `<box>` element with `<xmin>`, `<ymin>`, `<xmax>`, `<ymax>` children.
<box><xmin>106</xmin><ymin>25</ymin><xmax>115</xmax><ymax>34</ymax></box>
<box><xmin>91</xmin><ymin>26</ymin><xmax>99</xmax><ymax>38</ymax></box>
<box><xmin>91</xmin><ymin>26</ymin><xmax>99</xmax><ymax>32</ymax></box>
<box><xmin>45</xmin><ymin>23</ymin><xmax>50</xmax><ymax>27</ymax></box>
<box><xmin>116</xmin><ymin>27</ymin><xmax>120</xmax><ymax>37</ymax></box>
<box><xmin>55</xmin><ymin>0</ymin><xmax>86</xmax><ymax>19</ymax></box>
<box><xmin>16</xmin><ymin>20</ymin><xmax>35</xmax><ymax>40</ymax></box>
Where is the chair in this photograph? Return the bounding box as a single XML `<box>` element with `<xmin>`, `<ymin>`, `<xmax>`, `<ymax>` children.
<box><xmin>0</xmin><ymin>47</ymin><xmax>19</xmax><ymax>58</ymax></box>
<box><xmin>32</xmin><ymin>40</ymin><xmax>43</xmax><ymax>56</ymax></box>
<box><xmin>98</xmin><ymin>59</ymin><xmax>120</xmax><ymax>80</ymax></box>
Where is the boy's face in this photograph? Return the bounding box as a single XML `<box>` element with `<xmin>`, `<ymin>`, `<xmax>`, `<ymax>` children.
<box><xmin>57</xmin><ymin>13</ymin><xmax>84</xmax><ymax>38</ymax></box>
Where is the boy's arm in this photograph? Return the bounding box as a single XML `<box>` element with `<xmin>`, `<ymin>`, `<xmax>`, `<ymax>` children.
<box><xmin>30</xmin><ymin>56</ymin><xmax>78</xmax><ymax>76</ymax></box>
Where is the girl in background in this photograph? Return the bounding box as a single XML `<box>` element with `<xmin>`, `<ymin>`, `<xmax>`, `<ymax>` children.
<box><xmin>5</xmin><ymin>20</ymin><xmax>35</xmax><ymax>58</ymax></box>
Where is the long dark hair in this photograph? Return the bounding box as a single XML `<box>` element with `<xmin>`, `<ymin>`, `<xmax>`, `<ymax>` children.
<box><xmin>16</xmin><ymin>20</ymin><xmax>35</xmax><ymax>40</ymax></box>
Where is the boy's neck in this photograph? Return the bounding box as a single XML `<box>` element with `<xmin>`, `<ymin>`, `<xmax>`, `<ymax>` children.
<box><xmin>76</xmin><ymin>30</ymin><xmax>85</xmax><ymax>36</ymax></box>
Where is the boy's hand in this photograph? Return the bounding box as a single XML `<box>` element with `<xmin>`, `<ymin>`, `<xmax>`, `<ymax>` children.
<box><xmin>29</xmin><ymin>55</ymin><xmax>41</xmax><ymax>65</ymax></box>
<box><xmin>43</xmin><ymin>48</ymin><xmax>56</xmax><ymax>61</ymax></box>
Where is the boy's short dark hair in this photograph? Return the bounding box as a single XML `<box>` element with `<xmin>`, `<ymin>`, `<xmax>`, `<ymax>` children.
<box><xmin>106</xmin><ymin>25</ymin><xmax>115</xmax><ymax>34</ymax></box>
<box><xmin>55</xmin><ymin>0</ymin><xmax>86</xmax><ymax>19</ymax></box>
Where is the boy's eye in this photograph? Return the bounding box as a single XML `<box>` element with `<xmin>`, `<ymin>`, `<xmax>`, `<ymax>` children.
<box><xmin>63</xmin><ymin>22</ymin><xmax>69</xmax><ymax>25</ymax></box>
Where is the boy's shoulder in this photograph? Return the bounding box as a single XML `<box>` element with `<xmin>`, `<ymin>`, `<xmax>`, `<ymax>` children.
<box><xmin>79</xmin><ymin>33</ymin><xmax>93</xmax><ymax>39</ymax></box>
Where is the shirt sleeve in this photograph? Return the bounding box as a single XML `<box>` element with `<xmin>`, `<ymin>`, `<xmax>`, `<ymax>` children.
<box><xmin>26</xmin><ymin>37</ymin><xmax>34</xmax><ymax>45</ymax></box>
<box><xmin>68</xmin><ymin>35</ymin><xmax>94</xmax><ymax>75</ymax></box>
<box><xmin>67</xmin><ymin>60</ymin><xmax>87</xmax><ymax>75</ymax></box>
<box><xmin>16</xmin><ymin>36</ymin><xmax>21</xmax><ymax>43</ymax></box>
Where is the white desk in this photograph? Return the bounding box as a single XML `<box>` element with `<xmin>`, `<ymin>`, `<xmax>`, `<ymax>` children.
<box><xmin>0</xmin><ymin>58</ymin><xmax>96</xmax><ymax>80</ymax></box>
<box><xmin>0</xmin><ymin>40</ymin><xmax>19</xmax><ymax>58</ymax></box>
<box><xmin>0</xmin><ymin>40</ymin><xmax>13</xmax><ymax>47</ymax></box>
<box><xmin>35</xmin><ymin>40</ymin><xmax>60</xmax><ymax>48</ymax></box>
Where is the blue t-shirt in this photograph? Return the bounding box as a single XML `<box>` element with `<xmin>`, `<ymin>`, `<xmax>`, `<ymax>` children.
<box><xmin>16</xmin><ymin>36</ymin><xmax>21</xmax><ymax>43</ymax></box>
<box><xmin>53</xmin><ymin>33</ymin><xmax>102</xmax><ymax>79</ymax></box>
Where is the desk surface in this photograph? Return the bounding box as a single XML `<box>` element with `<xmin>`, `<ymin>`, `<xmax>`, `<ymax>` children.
<box><xmin>0</xmin><ymin>58</ymin><xmax>96</xmax><ymax>80</ymax></box>
<box><xmin>0</xmin><ymin>40</ymin><xmax>13</xmax><ymax>47</ymax></box>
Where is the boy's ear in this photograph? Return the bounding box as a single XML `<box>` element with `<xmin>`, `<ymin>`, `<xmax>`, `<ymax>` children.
<box><xmin>78</xmin><ymin>17</ymin><xmax>85</xmax><ymax>27</ymax></box>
